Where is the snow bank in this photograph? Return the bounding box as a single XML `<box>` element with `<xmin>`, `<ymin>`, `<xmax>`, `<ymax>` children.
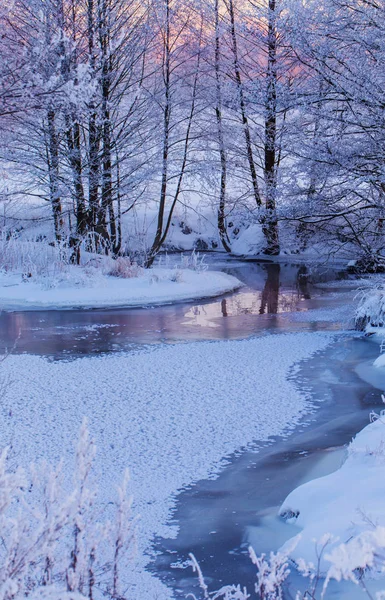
<box><xmin>374</xmin><ymin>354</ymin><xmax>385</xmax><ymax>368</ymax></box>
<box><xmin>231</xmin><ymin>223</ymin><xmax>265</xmax><ymax>256</ymax></box>
<box><xmin>0</xmin><ymin>267</ymin><xmax>241</xmax><ymax>310</ymax></box>
<box><xmin>355</xmin><ymin>284</ymin><xmax>385</xmax><ymax>331</ymax></box>
<box><xmin>279</xmin><ymin>416</ymin><xmax>385</xmax><ymax>576</ymax></box>
<box><xmin>0</xmin><ymin>332</ymin><xmax>333</xmax><ymax>598</ymax></box>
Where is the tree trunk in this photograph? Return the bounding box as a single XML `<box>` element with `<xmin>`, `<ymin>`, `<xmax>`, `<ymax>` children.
<box><xmin>98</xmin><ymin>108</ymin><xmax>113</xmax><ymax>250</ymax></box>
<box><xmin>47</xmin><ymin>109</ymin><xmax>63</xmax><ymax>242</ymax></box>
<box><xmin>97</xmin><ymin>0</ymin><xmax>115</xmax><ymax>252</ymax></box>
<box><xmin>145</xmin><ymin>17</ymin><xmax>203</xmax><ymax>267</ymax></box>
<box><xmin>215</xmin><ymin>0</ymin><xmax>231</xmax><ymax>253</ymax></box>
<box><xmin>65</xmin><ymin>116</ymin><xmax>88</xmax><ymax>236</ymax></box>
<box><xmin>228</xmin><ymin>0</ymin><xmax>262</xmax><ymax>208</ymax></box>
<box><xmin>259</xmin><ymin>263</ymin><xmax>280</xmax><ymax>314</ymax></box>
<box><xmin>145</xmin><ymin>0</ymin><xmax>171</xmax><ymax>267</ymax></box>
<box><xmin>87</xmin><ymin>0</ymin><xmax>101</xmax><ymax>236</ymax></box>
<box><xmin>263</xmin><ymin>0</ymin><xmax>280</xmax><ymax>255</ymax></box>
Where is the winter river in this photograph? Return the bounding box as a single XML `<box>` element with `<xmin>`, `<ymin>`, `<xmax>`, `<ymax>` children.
<box><xmin>0</xmin><ymin>254</ymin><xmax>382</xmax><ymax>599</ymax></box>
<box><xmin>0</xmin><ymin>257</ymin><xmax>353</xmax><ymax>356</ymax></box>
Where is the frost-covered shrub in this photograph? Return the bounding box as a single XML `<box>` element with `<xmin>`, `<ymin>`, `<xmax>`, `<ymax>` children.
<box><xmin>189</xmin><ymin>553</ymin><xmax>251</xmax><ymax>600</ymax></box>
<box><xmin>39</xmin><ymin>266</ymin><xmax>106</xmax><ymax>290</ymax></box>
<box><xmin>147</xmin><ymin>268</ymin><xmax>184</xmax><ymax>284</ymax></box>
<box><xmin>189</xmin><ymin>547</ymin><xmax>292</xmax><ymax>600</ymax></box>
<box><xmin>250</xmin><ymin>547</ymin><xmax>290</xmax><ymax>600</ymax></box>
<box><xmin>169</xmin><ymin>268</ymin><xmax>184</xmax><ymax>283</ymax></box>
<box><xmin>0</xmin><ymin>234</ymin><xmax>145</xmax><ymax>284</ymax></box>
<box><xmin>355</xmin><ymin>285</ymin><xmax>385</xmax><ymax>330</ymax></box>
<box><xmin>106</xmin><ymin>256</ymin><xmax>141</xmax><ymax>279</ymax></box>
<box><xmin>0</xmin><ymin>420</ymin><xmax>134</xmax><ymax>600</ymax></box>
<box><xmin>323</xmin><ymin>527</ymin><xmax>385</xmax><ymax>589</ymax></box>
<box><xmin>190</xmin><ymin>533</ymin><xmax>385</xmax><ymax>600</ymax></box>
<box><xmin>155</xmin><ymin>250</ymin><xmax>208</xmax><ymax>273</ymax></box>
<box><xmin>179</xmin><ymin>250</ymin><xmax>208</xmax><ymax>273</ymax></box>
<box><xmin>0</xmin><ymin>235</ymin><xmax>70</xmax><ymax>278</ymax></box>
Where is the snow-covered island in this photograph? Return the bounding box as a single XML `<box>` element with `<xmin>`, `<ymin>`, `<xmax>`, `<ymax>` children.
<box><xmin>0</xmin><ymin>265</ymin><xmax>242</xmax><ymax>310</ymax></box>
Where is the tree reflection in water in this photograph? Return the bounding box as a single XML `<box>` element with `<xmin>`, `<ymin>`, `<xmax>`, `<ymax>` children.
<box><xmin>259</xmin><ymin>264</ymin><xmax>280</xmax><ymax>314</ymax></box>
<box><xmin>0</xmin><ymin>262</ymin><xmax>337</xmax><ymax>357</ymax></box>
<box><xmin>259</xmin><ymin>264</ymin><xmax>312</xmax><ymax>315</ymax></box>
<box><xmin>296</xmin><ymin>265</ymin><xmax>311</xmax><ymax>300</ymax></box>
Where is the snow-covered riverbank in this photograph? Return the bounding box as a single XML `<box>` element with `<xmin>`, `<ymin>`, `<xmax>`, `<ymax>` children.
<box><xmin>279</xmin><ymin>415</ymin><xmax>385</xmax><ymax>571</ymax></box>
<box><xmin>0</xmin><ymin>332</ymin><xmax>333</xmax><ymax>598</ymax></box>
<box><xmin>277</xmin><ymin>343</ymin><xmax>385</xmax><ymax>595</ymax></box>
<box><xmin>0</xmin><ymin>267</ymin><xmax>241</xmax><ymax>310</ymax></box>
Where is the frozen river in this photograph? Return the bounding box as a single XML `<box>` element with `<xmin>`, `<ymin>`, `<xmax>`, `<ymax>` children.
<box><xmin>0</xmin><ymin>253</ymin><xmax>380</xmax><ymax>599</ymax></box>
<box><xmin>151</xmin><ymin>333</ymin><xmax>382</xmax><ymax>599</ymax></box>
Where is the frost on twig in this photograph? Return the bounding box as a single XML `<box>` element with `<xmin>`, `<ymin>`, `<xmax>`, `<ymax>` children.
<box><xmin>0</xmin><ymin>420</ymin><xmax>136</xmax><ymax>600</ymax></box>
<box><xmin>188</xmin><ymin>543</ymin><xmax>295</xmax><ymax>600</ymax></box>
<box><xmin>188</xmin><ymin>553</ymin><xmax>249</xmax><ymax>600</ymax></box>
<box><xmin>250</xmin><ymin>543</ymin><xmax>293</xmax><ymax>600</ymax></box>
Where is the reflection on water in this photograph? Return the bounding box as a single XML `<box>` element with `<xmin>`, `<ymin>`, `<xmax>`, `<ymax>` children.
<box><xmin>260</xmin><ymin>263</ymin><xmax>280</xmax><ymax>314</ymax></box>
<box><xmin>181</xmin><ymin>273</ymin><xmax>307</xmax><ymax>329</ymax></box>
<box><xmin>297</xmin><ymin>265</ymin><xmax>311</xmax><ymax>300</ymax></box>
<box><xmin>0</xmin><ymin>259</ymin><xmax>347</xmax><ymax>358</ymax></box>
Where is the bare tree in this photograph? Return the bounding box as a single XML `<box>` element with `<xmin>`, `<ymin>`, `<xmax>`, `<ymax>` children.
<box><xmin>145</xmin><ymin>0</ymin><xmax>205</xmax><ymax>266</ymax></box>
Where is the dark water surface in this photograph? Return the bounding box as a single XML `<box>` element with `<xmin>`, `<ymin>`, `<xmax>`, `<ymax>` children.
<box><xmin>0</xmin><ymin>256</ymin><xmax>350</xmax><ymax>357</ymax></box>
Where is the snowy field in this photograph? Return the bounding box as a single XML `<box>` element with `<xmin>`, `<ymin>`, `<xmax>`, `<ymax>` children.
<box><xmin>0</xmin><ymin>332</ymin><xmax>333</xmax><ymax>598</ymax></box>
<box><xmin>0</xmin><ymin>268</ymin><xmax>241</xmax><ymax>310</ymax></box>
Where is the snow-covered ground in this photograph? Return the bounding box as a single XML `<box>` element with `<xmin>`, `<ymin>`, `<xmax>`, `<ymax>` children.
<box><xmin>279</xmin><ymin>415</ymin><xmax>385</xmax><ymax>581</ymax></box>
<box><xmin>0</xmin><ymin>267</ymin><xmax>242</xmax><ymax>310</ymax></box>
<box><xmin>277</xmin><ymin>346</ymin><xmax>385</xmax><ymax>593</ymax></box>
<box><xmin>2</xmin><ymin>198</ymin><xmax>360</xmax><ymax>263</ymax></box>
<box><xmin>374</xmin><ymin>353</ymin><xmax>385</xmax><ymax>368</ymax></box>
<box><xmin>0</xmin><ymin>332</ymin><xmax>333</xmax><ymax>598</ymax></box>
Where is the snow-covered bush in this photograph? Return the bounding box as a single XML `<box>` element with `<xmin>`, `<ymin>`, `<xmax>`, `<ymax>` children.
<box><xmin>190</xmin><ymin>532</ymin><xmax>385</xmax><ymax>600</ymax></box>
<box><xmin>189</xmin><ymin>548</ymin><xmax>292</xmax><ymax>600</ymax></box>
<box><xmin>169</xmin><ymin>268</ymin><xmax>184</xmax><ymax>283</ymax></box>
<box><xmin>0</xmin><ymin>234</ymin><xmax>146</xmax><ymax>285</ymax></box>
<box><xmin>189</xmin><ymin>553</ymin><xmax>251</xmax><ymax>600</ymax></box>
<box><xmin>0</xmin><ymin>235</ymin><xmax>70</xmax><ymax>278</ymax></box>
<box><xmin>355</xmin><ymin>285</ymin><xmax>385</xmax><ymax>330</ymax></box>
<box><xmin>179</xmin><ymin>250</ymin><xmax>208</xmax><ymax>273</ymax></box>
<box><xmin>0</xmin><ymin>420</ymin><xmax>135</xmax><ymax>600</ymax></box>
<box><xmin>105</xmin><ymin>256</ymin><xmax>141</xmax><ymax>279</ymax></box>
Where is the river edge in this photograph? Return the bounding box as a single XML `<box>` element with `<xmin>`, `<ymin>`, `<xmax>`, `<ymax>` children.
<box><xmin>150</xmin><ymin>323</ymin><xmax>385</xmax><ymax>599</ymax></box>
